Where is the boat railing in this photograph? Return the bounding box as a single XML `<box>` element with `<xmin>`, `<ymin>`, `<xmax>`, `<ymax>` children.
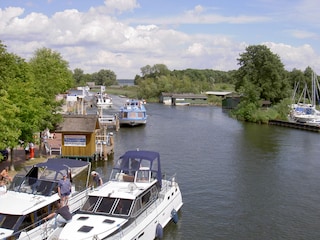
<box><xmin>161</xmin><ymin>173</ymin><xmax>177</xmax><ymax>190</ymax></box>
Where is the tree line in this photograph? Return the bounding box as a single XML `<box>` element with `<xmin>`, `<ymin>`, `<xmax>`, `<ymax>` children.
<box><xmin>134</xmin><ymin>45</ymin><xmax>318</xmax><ymax>123</ymax></box>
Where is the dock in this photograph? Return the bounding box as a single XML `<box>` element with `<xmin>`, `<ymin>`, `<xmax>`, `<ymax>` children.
<box><xmin>268</xmin><ymin>120</ymin><xmax>320</xmax><ymax>132</ymax></box>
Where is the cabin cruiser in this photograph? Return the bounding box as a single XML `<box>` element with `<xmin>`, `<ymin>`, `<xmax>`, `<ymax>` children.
<box><xmin>119</xmin><ymin>99</ymin><xmax>147</xmax><ymax>126</ymax></box>
<box><xmin>96</xmin><ymin>93</ymin><xmax>113</xmax><ymax>108</ymax></box>
<box><xmin>48</xmin><ymin>150</ymin><xmax>183</xmax><ymax>240</ymax></box>
<box><xmin>0</xmin><ymin>158</ymin><xmax>92</xmax><ymax>240</ymax></box>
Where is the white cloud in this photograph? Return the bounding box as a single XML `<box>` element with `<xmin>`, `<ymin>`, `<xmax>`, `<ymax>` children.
<box><xmin>264</xmin><ymin>42</ymin><xmax>320</xmax><ymax>72</ymax></box>
<box><xmin>286</xmin><ymin>29</ymin><xmax>318</xmax><ymax>39</ymax></box>
<box><xmin>104</xmin><ymin>0</ymin><xmax>139</xmax><ymax>13</ymax></box>
<box><xmin>0</xmin><ymin>2</ymin><xmax>319</xmax><ymax>78</ymax></box>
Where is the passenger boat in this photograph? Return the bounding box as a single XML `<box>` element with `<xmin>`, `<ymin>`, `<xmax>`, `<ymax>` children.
<box><xmin>0</xmin><ymin>158</ymin><xmax>92</xmax><ymax>240</ymax></box>
<box><xmin>48</xmin><ymin>150</ymin><xmax>183</xmax><ymax>240</ymax></box>
<box><xmin>119</xmin><ymin>99</ymin><xmax>147</xmax><ymax>126</ymax></box>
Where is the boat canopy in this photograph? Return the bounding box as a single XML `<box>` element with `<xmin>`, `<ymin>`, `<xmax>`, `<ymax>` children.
<box><xmin>32</xmin><ymin>158</ymin><xmax>90</xmax><ymax>180</ymax></box>
<box><xmin>113</xmin><ymin>150</ymin><xmax>162</xmax><ymax>185</ymax></box>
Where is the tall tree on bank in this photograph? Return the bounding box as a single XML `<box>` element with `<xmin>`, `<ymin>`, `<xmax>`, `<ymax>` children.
<box><xmin>235</xmin><ymin>45</ymin><xmax>290</xmax><ymax>105</ymax></box>
<box><xmin>233</xmin><ymin>45</ymin><xmax>291</xmax><ymax>122</ymax></box>
<box><xmin>0</xmin><ymin>41</ymin><xmax>43</xmax><ymax>169</ymax></box>
<box><xmin>29</xmin><ymin>48</ymin><xmax>74</xmax><ymax>131</ymax></box>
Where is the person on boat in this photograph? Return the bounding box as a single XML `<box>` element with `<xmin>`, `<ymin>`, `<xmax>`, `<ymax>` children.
<box><xmin>0</xmin><ymin>166</ymin><xmax>12</xmax><ymax>183</ymax></box>
<box><xmin>43</xmin><ymin>200</ymin><xmax>72</xmax><ymax>227</ymax></box>
<box><xmin>0</xmin><ymin>180</ymin><xmax>7</xmax><ymax>194</ymax></box>
<box><xmin>58</xmin><ymin>174</ymin><xmax>72</xmax><ymax>205</ymax></box>
<box><xmin>90</xmin><ymin>171</ymin><xmax>103</xmax><ymax>187</ymax></box>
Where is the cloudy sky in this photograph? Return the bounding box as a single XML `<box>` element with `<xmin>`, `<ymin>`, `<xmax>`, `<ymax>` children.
<box><xmin>0</xmin><ymin>0</ymin><xmax>319</xmax><ymax>79</ymax></box>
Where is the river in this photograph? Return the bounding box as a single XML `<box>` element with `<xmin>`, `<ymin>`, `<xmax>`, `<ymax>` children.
<box><xmin>93</xmin><ymin>98</ymin><xmax>320</xmax><ymax>240</ymax></box>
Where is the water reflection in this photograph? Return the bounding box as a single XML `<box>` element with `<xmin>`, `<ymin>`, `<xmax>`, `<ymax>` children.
<box><xmin>93</xmin><ymin>103</ymin><xmax>320</xmax><ymax>239</ymax></box>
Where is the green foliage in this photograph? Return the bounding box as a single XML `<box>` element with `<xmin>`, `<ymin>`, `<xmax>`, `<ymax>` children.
<box><xmin>29</xmin><ymin>48</ymin><xmax>74</xmax><ymax>97</ymax></box>
<box><xmin>0</xmin><ymin>42</ymin><xmax>35</xmax><ymax>148</ymax></box>
<box><xmin>107</xmin><ymin>85</ymin><xmax>138</xmax><ymax>99</ymax></box>
<box><xmin>272</xmin><ymin>98</ymin><xmax>292</xmax><ymax>120</ymax></box>
<box><xmin>235</xmin><ymin>45</ymin><xmax>291</xmax><ymax>104</ymax></box>
<box><xmin>73</xmin><ymin>68</ymin><xmax>117</xmax><ymax>87</ymax></box>
<box><xmin>232</xmin><ymin>45</ymin><xmax>293</xmax><ymax>122</ymax></box>
<box><xmin>134</xmin><ymin>64</ymin><xmax>237</xmax><ymax>100</ymax></box>
<box><xmin>91</xmin><ymin>69</ymin><xmax>117</xmax><ymax>86</ymax></box>
<box><xmin>28</xmin><ymin>48</ymin><xmax>74</xmax><ymax>131</ymax></box>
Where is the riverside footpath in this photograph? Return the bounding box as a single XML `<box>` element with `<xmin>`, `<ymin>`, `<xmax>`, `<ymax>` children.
<box><xmin>0</xmin><ymin>134</ymin><xmax>62</xmax><ymax>179</ymax></box>
<box><xmin>0</xmin><ymin>146</ymin><xmax>38</xmax><ymax>179</ymax></box>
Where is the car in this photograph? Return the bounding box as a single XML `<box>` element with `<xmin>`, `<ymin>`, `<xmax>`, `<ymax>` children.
<box><xmin>0</xmin><ymin>149</ymin><xmax>8</xmax><ymax>162</ymax></box>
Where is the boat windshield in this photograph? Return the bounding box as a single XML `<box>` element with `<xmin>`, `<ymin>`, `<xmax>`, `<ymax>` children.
<box><xmin>8</xmin><ymin>175</ymin><xmax>58</xmax><ymax>196</ymax></box>
<box><xmin>81</xmin><ymin>196</ymin><xmax>133</xmax><ymax>217</ymax></box>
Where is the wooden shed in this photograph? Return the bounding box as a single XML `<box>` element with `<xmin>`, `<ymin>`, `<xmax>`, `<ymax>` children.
<box><xmin>55</xmin><ymin>115</ymin><xmax>100</xmax><ymax>160</ymax></box>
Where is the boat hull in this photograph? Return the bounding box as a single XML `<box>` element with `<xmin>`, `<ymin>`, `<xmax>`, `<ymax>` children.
<box><xmin>49</xmin><ymin>180</ymin><xmax>183</xmax><ymax>240</ymax></box>
<box><xmin>48</xmin><ymin>150</ymin><xmax>183</xmax><ymax>240</ymax></box>
<box><xmin>119</xmin><ymin>118</ymin><xmax>147</xmax><ymax>126</ymax></box>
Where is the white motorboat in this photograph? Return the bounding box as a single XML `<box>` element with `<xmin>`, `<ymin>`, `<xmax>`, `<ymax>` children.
<box><xmin>119</xmin><ymin>99</ymin><xmax>147</xmax><ymax>126</ymax></box>
<box><xmin>0</xmin><ymin>158</ymin><xmax>92</xmax><ymax>240</ymax></box>
<box><xmin>48</xmin><ymin>150</ymin><xmax>183</xmax><ymax>240</ymax></box>
<box><xmin>96</xmin><ymin>93</ymin><xmax>113</xmax><ymax>108</ymax></box>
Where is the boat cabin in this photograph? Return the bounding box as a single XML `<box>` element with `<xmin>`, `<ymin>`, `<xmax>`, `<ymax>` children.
<box><xmin>78</xmin><ymin>150</ymin><xmax>162</xmax><ymax>221</ymax></box>
<box><xmin>110</xmin><ymin>150</ymin><xmax>162</xmax><ymax>187</ymax></box>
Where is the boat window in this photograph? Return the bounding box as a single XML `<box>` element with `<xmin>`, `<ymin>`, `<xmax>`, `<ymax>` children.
<box><xmin>140</xmin><ymin>160</ymin><xmax>151</xmax><ymax>169</ymax></box>
<box><xmin>136</xmin><ymin>170</ymin><xmax>150</xmax><ymax>183</ymax></box>
<box><xmin>18</xmin><ymin>213</ymin><xmax>35</xmax><ymax>231</ymax></box>
<box><xmin>33</xmin><ymin>180</ymin><xmax>56</xmax><ymax>196</ymax></box>
<box><xmin>113</xmin><ymin>199</ymin><xmax>133</xmax><ymax>216</ymax></box>
<box><xmin>129</xmin><ymin>158</ymin><xmax>140</xmax><ymax>176</ymax></box>
<box><xmin>0</xmin><ymin>214</ymin><xmax>20</xmax><ymax>229</ymax></box>
<box><xmin>8</xmin><ymin>175</ymin><xmax>25</xmax><ymax>191</ymax></box>
<box><xmin>82</xmin><ymin>196</ymin><xmax>99</xmax><ymax>212</ymax></box>
<box><xmin>141</xmin><ymin>191</ymin><xmax>151</xmax><ymax>206</ymax></box>
<box><xmin>36</xmin><ymin>205</ymin><xmax>50</xmax><ymax>222</ymax></box>
<box><xmin>131</xmin><ymin>199</ymin><xmax>142</xmax><ymax>217</ymax></box>
<box><xmin>96</xmin><ymin>197</ymin><xmax>116</xmax><ymax>214</ymax></box>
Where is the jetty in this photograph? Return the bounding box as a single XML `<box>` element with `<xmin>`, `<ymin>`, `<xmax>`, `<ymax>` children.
<box><xmin>268</xmin><ymin>120</ymin><xmax>320</xmax><ymax>132</ymax></box>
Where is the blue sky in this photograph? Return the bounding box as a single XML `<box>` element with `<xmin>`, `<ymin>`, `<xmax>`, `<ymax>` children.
<box><xmin>0</xmin><ymin>0</ymin><xmax>319</xmax><ymax>78</ymax></box>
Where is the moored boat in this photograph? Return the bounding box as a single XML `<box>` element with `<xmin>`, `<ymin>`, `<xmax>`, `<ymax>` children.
<box><xmin>289</xmin><ymin>71</ymin><xmax>320</xmax><ymax>123</ymax></box>
<box><xmin>96</xmin><ymin>93</ymin><xmax>113</xmax><ymax>108</ymax></box>
<box><xmin>0</xmin><ymin>158</ymin><xmax>92</xmax><ymax>240</ymax></box>
<box><xmin>119</xmin><ymin>99</ymin><xmax>147</xmax><ymax>126</ymax></box>
<box><xmin>48</xmin><ymin>150</ymin><xmax>183</xmax><ymax>240</ymax></box>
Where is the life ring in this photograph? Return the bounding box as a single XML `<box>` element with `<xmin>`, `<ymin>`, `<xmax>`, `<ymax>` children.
<box><xmin>171</xmin><ymin>209</ymin><xmax>178</xmax><ymax>224</ymax></box>
<box><xmin>155</xmin><ymin>223</ymin><xmax>163</xmax><ymax>239</ymax></box>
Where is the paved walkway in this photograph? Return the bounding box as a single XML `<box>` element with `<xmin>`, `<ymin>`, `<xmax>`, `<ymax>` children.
<box><xmin>0</xmin><ymin>133</ymin><xmax>62</xmax><ymax>175</ymax></box>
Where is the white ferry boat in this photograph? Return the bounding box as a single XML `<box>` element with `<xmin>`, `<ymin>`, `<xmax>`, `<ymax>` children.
<box><xmin>0</xmin><ymin>158</ymin><xmax>92</xmax><ymax>240</ymax></box>
<box><xmin>119</xmin><ymin>99</ymin><xmax>147</xmax><ymax>126</ymax></box>
<box><xmin>48</xmin><ymin>150</ymin><xmax>183</xmax><ymax>240</ymax></box>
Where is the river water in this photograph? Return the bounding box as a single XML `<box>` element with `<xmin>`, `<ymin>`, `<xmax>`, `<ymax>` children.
<box><xmin>93</xmin><ymin>99</ymin><xmax>320</xmax><ymax>240</ymax></box>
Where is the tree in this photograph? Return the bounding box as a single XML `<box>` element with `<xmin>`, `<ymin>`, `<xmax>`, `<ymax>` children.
<box><xmin>73</xmin><ymin>68</ymin><xmax>85</xmax><ymax>85</ymax></box>
<box><xmin>0</xmin><ymin>41</ymin><xmax>43</xmax><ymax>169</ymax></box>
<box><xmin>91</xmin><ymin>69</ymin><xmax>117</xmax><ymax>87</ymax></box>
<box><xmin>235</xmin><ymin>45</ymin><xmax>290</xmax><ymax>104</ymax></box>
<box><xmin>29</xmin><ymin>48</ymin><xmax>74</xmax><ymax>130</ymax></box>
